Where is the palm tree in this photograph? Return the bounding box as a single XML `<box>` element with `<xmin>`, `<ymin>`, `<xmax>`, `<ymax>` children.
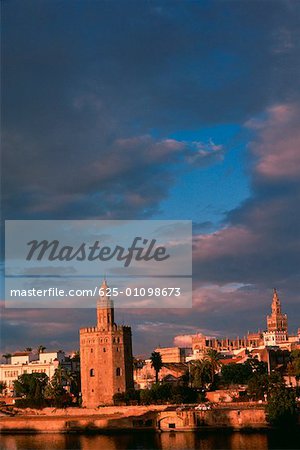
<box><xmin>24</xmin><ymin>347</ymin><xmax>32</xmax><ymax>352</ymax></box>
<box><xmin>150</xmin><ymin>351</ymin><xmax>163</xmax><ymax>383</ymax></box>
<box><xmin>287</xmin><ymin>362</ymin><xmax>295</xmax><ymax>386</ymax></box>
<box><xmin>72</xmin><ymin>350</ymin><xmax>80</xmax><ymax>361</ymax></box>
<box><xmin>190</xmin><ymin>359</ymin><xmax>211</xmax><ymax>389</ymax></box>
<box><xmin>52</xmin><ymin>366</ymin><xmax>65</xmax><ymax>386</ymax></box>
<box><xmin>38</xmin><ymin>345</ymin><xmax>46</xmax><ymax>354</ymax></box>
<box><xmin>64</xmin><ymin>370</ymin><xmax>79</xmax><ymax>397</ymax></box>
<box><xmin>2</xmin><ymin>353</ymin><xmax>11</xmax><ymax>363</ymax></box>
<box><xmin>203</xmin><ymin>349</ymin><xmax>222</xmax><ymax>385</ymax></box>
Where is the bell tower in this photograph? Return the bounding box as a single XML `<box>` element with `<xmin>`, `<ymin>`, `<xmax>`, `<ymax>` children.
<box><xmin>267</xmin><ymin>288</ymin><xmax>288</xmax><ymax>332</ymax></box>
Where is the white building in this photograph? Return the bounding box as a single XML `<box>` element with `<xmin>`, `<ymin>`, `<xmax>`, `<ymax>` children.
<box><xmin>0</xmin><ymin>351</ymin><xmax>65</xmax><ymax>396</ymax></box>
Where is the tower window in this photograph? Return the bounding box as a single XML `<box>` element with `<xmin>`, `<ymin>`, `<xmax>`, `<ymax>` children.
<box><xmin>103</xmin><ymin>348</ymin><xmax>106</xmax><ymax>352</ymax></box>
<box><xmin>116</xmin><ymin>367</ymin><xmax>121</xmax><ymax>376</ymax></box>
<box><xmin>91</xmin><ymin>348</ymin><xmax>93</xmax><ymax>353</ymax></box>
<box><xmin>90</xmin><ymin>368</ymin><xmax>95</xmax><ymax>377</ymax></box>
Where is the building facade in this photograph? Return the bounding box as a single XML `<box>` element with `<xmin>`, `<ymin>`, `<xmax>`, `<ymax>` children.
<box><xmin>264</xmin><ymin>288</ymin><xmax>289</xmax><ymax>346</ymax></box>
<box><xmin>267</xmin><ymin>288</ymin><xmax>288</xmax><ymax>332</ymax></box>
<box><xmin>79</xmin><ymin>280</ymin><xmax>134</xmax><ymax>407</ymax></box>
<box><xmin>0</xmin><ymin>351</ymin><xmax>65</xmax><ymax>396</ymax></box>
<box><xmin>154</xmin><ymin>346</ymin><xmax>191</xmax><ymax>363</ymax></box>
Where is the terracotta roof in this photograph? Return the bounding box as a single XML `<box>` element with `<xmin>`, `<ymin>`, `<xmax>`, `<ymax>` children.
<box><xmin>220</xmin><ymin>357</ymin><xmax>243</xmax><ymax>365</ymax></box>
<box><xmin>12</xmin><ymin>352</ymin><xmax>30</xmax><ymax>356</ymax></box>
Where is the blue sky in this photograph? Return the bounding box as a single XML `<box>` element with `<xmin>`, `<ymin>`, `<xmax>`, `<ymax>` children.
<box><xmin>1</xmin><ymin>0</ymin><xmax>300</xmax><ymax>355</ymax></box>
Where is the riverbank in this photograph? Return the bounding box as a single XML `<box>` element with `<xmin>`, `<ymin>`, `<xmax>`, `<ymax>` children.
<box><xmin>0</xmin><ymin>404</ymin><xmax>286</xmax><ymax>433</ymax></box>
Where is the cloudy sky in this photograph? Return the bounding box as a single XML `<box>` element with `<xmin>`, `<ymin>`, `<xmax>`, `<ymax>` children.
<box><xmin>1</xmin><ymin>0</ymin><xmax>300</xmax><ymax>356</ymax></box>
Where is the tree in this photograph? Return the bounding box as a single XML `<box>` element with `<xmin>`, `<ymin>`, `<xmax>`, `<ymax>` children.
<box><xmin>24</xmin><ymin>347</ymin><xmax>32</xmax><ymax>352</ymax></box>
<box><xmin>245</xmin><ymin>357</ymin><xmax>268</xmax><ymax>375</ymax></box>
<box><xmin>288</xmin><ymin>350</ymin><xmax>300</xmax><ymax>386</ymax></box>
<box><xmin>221</xmin><ymin>362</ymin><xmax>253</xmax><ymax>386</ymax></box>
<box><xmin>248</xmin><ymin>373</ymin><xmax>269</xmax><ymax>400</ymax></box>
<box><xmin>2</xmin><ymin>353</ymin><xmax>11</xmax><ymax>363</ymax></box>
<box><xmin>140</xmin><ymin>388</ymin><xmax>153</xmax><ymax>405</ymax></box>
<box><xmin>64</xmin><ymin>369</ymin><xmax>80</xmax><ymax>399</ymax></box>
<box><xmin>14</xmin><ymin>373</ymin><xmax>48</xmax><ymax>401</ymax></box>
<box><xmin>71</xmin><ymin>350</ymin><xmax>80</xmax><ymax>361</ymax></box>
<box><xmin>204</xmin><ymin>349</ymin><xmax>222</xmax><ymax>385</ymax></box>
<box><xmin>248</xmin><ymin>372</ymin><xmax>284</xmax><ymax>401</ymax></box>
<box><xmin>266</xmin><ymin>386</ymin><xmax>298</xmax><ymax>427</ymax></box>
<box><xmin>0</xmin><ymin>381</ymin><xmax>7</xmax><ymax>394</ymax></box>
<box><xmin>44</xmin><ymin>368</ymin><xmax>74</xmax><ymax>407</ymax></box>
<box><xmin>190</xmin><ymin>360</ymin><xmax>211</xmax><ymax>389</ymax></box>
<box><xmin>150</xmin><ymin>351</ymin><xmax>163</xmax><ymax>383</ymax></box>
<box><xmin>113</xmin><ymin>392</ymin><xmax>126</xmax><ymax>405</ymax></box>
<box><xmin>221</xmin><ymin>359</ymin><xmax>268</xmax><ymax>387</ymax></box>
<box><xmin>37</xmin><ymin>345</ymin><xmax>46</xmax><ymax>354</ymax></box>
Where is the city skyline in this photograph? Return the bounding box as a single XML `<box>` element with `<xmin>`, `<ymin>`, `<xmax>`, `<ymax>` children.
<box><xmin>1</xmin><ymin>285</ymin><xmax>298</xmax><ymax>357</ymax></box>
<box><xmin>1</xmin><ymin>1</ymin><xmax>300</xmax><ymax>355</ymax></box>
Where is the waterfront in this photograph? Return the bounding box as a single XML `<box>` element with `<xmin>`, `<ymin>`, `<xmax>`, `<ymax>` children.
<box><xmin>1</xmin><ymin>430</ymin><xmax>300</xmax><ymax>450</ymax></box>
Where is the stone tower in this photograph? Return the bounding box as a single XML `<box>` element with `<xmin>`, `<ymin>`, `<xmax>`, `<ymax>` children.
<box><xmin>267</xmin><ymin>288</ymin><xmax>288</xmax><ymax>332</ymax></box>
<box><xmin>79</xmin><ymin>280</ymin><xmax>134</xmax><ymax>407</ymax></box>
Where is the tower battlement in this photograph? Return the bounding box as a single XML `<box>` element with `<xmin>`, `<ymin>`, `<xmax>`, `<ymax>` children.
<box><xmin>80</xmin><ymin>324</ymin><xmax>131</xmax><ymax>334</ymax></box>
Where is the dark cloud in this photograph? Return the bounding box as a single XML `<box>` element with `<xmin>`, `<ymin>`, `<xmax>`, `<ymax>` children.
<box><xmin>2</xmin><ymin>0</ymin><xmax>300</xmax><ymax>220</ymax></box>
<box><xmin>2</xmin><ymin>133</ymin><xmax>223</xmax><ymax>218</ymax></box>
<box><xmin>193</xmin><ymin>103</ymin><xmax>300</xmax><ymax>333</ymax></box>
<box><xmin>1</xmin><ymin>2</ymin><xmax>300</xmax><ymax>354</ymax></box>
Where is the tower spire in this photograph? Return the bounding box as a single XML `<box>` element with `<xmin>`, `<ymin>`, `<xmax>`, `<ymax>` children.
<box><xmin>97</xmin><ymin>278</ymin><xmax>114</xmax><ymax>329</ymax></box>
<box><xmin>267</xmin><ymin>288</ymin><xmax>287</xmax><ymax>333</ymax></box>
<box><xmin>272</xmin><ymin>288</ymin><xmax>281</xmax><ymax>314</ymax></box>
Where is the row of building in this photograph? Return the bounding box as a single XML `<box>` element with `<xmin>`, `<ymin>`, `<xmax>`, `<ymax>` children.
<box><xmin>1</xmin><ymin>284</ymin><xmax>299</xmax><ymax>406</ymax></box>
<box><xmin>0</xmin><ymin>350</ymin><xmax>80</xmax><ymax>394</ymax></box>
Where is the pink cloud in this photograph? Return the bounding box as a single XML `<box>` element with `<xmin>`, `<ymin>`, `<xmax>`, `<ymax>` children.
<box><xmin>193</xmin><ymin>226</ymin><xmax>258</xmax><ymax>260</ymax></box>
<box><xmin>246</xmin><ymin>103</ymin><xmax>300</xmax><ymax>180</ymax></box>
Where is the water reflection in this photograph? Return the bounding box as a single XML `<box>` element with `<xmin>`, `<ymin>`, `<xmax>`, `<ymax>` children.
<box><xmin>1</xmin><ymin>430</ymin><xmax>300</xmax><ymax>450</ymax></box>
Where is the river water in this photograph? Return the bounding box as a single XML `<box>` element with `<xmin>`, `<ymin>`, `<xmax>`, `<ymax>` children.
<box><xmin>1</xmin><ymin>430</ymin><xmax>300</xmax><ymax>450</ymax></box>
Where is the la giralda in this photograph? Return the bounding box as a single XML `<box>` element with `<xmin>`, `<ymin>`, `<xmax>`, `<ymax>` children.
<box><xmin>26</xmin><ymin>238</ymin><xmax>170</xmax><ymax>267</ymax></box>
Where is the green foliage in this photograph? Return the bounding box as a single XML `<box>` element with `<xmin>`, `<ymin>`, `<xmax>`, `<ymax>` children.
<box><xmin>113</xmin><ymin>392</ymin><xmax>126</xmax><ymax>405</ymax></box>
<box><xmin>170</xmin><ymin>385</ymin><xmax>197</xmax><ymax>404</ymax></box>
<box><xmin>289</xmin><ymin>350</ymin><xmax>300</xmax><ymax>381</ymax></box>
<box><xmin>139</xmin><ymin>383</ymin><xmax>197</xmax><ymax>405</ymax></box>
<box><xmin>266</xmin><ymin>386</ymin><xmax>298</xmax><ymax>427</ymax></box>
<box><xmin>245</xmin><ymin>357</ymin><xmax>268</xmax><ymax>375</ymax></box>
<box><xmin>13</xmin><ymin>368</ymin><xmax>76</xmax><ymax>408</ymax></box>
<box><xmin>247</xmin><ymin>372</ymin><xmax>284</xmax><ymax>400</ymax></box>
<box><xmin>189</xmin><ymin>350</ymin><xmax>223</xmax><ymax>389</ymax></box>
<box><xmin>37</xmin><ymin>345</ymin><xmax>46</xmax><ymax>354</ymax></box>
<box><xmin>247</xmin><ymin>374</ymin><xmax>269</xmax><ymax>400</ymax></box>
<box><xmin>14</xmin><ymin>373</ymin><xmax>49</xmax><ymax>400</ymax></box>
<box><xmin>221</xmin><ymin>363</ymin><xmax>253</xmax><ymax>385</ymax></box>
<box><xmin>140</xmin><ymin>388</ymin><xmax>153</xmax><ymax>405</ymax></box>
<box><xmin>203</xmin><ymin>349</ymin><xmax>222</xmax><ymax>385</ymax></box>
<box><xmin>150</xmin><ymin>352</ymin><xmax>163</xmax><ymax>383</ymax></box>
<box><xmin>221</xmin><ymin>359</ymin><xmax>267</xmax><ymax>387</ymax></box>
<box><xmin>0</xmin><ymin>381</ymin><xmax>7</xmax><ymax>394</ymax></box>
<box><xmin>113</xmin><ymin>388</ymin><xmax>140</xmax><ymax>405</ymax></box>
<box><xmin>14</xmin><ymin>398</ymin><xmax>49</xmax><ymax>409</ymax></box>
<box><xmin>190</xmin><ymin>360</ymin><xmax>211</xmax><ymax>389</ymax></box>
<box><xmin>45</xmin><ymin>367</ymin><xmax>76</xmax><ymax>407</ymax></box>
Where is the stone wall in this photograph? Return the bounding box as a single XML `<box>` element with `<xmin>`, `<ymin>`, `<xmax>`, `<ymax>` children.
<box><xmin>1</xmin><ymin>406</ymin><xmax>272</xmax><ymax>433</ymax></box>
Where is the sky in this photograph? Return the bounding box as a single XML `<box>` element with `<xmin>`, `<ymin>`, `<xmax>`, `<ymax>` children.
<box><xmin>1</xmin><ymin>0</ymin><xmax>300</xmax><ymax>356</ymax></box>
